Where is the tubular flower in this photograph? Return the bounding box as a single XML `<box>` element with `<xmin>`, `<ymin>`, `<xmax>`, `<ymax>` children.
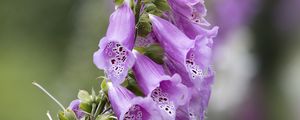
<box><xmin>149</xmin><ymin>14</ymin><xmax>216</xmax><ymax>88</ymax></box>
<box><xmin>93</xmin><ymin>2</ymin><xmax>135</xmax><ymax>85</ymax></box>
<box><xmin>132</xmin><ymin>51</ymin><xmax>189</xmax><ymax>119</ymax></box>
<box><xmin>107</xmin><ymin>82</ymin><xmax>162</xmax><ymax>120</ymax></box>
<box><xmin>168</xmin><ymin>0</ymin><xmax>209</xmax><ymax>26</ymax></box>
<box><xmin>176</xmin><ymin>84</ymin><xmax>212</xmax><ymax>120</ymax></box>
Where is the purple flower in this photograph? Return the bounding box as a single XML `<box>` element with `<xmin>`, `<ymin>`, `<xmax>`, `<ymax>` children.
<box><xmin>68</xmin><ymin>99</ymin><xmax>85</xmax><ymax>119</ymax></box>
<box><xmin>93</xmin><ymin>3</ymin><xmax>135</xmax><ymax>85</ymax></box>
<box><xmin>168</xmin><ymin>0</ymin><xmax>209</xmax><ymax>26</ymax></box>
<box><xmin>107</xmin><ymin>82</ymin><xmax>162</xmax><ymax>120</ymax></box>
<box><xmin>132</xmin><ymin>51</ymin><xmax>189</xmax><ymax>119</ymax></box>
<box><xmin>176</xmin><ymin>82</ymin><xmax>212</xmax><ymax>120</ymax></box>
<box><xmin>149</xmin><ymin>14</ymin><xmax>216</xmax><ymax>88</ymax></box>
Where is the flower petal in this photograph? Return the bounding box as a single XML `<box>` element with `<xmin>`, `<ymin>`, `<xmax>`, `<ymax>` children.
<box><xmin>94</xmin><ymin>38</ymin><xmax>135</xmax><ymax>84</ymax></box>
<box><xmin>106</xmin><ymin>3</ymin><xmax>135</xmax><ymax>49</ymax></box>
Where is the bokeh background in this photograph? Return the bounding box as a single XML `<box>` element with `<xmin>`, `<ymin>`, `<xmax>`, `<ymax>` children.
<box><xmin>0</xmin><ymin>0</ymin><xmax>299</xmax><ymax>119</ymax></box>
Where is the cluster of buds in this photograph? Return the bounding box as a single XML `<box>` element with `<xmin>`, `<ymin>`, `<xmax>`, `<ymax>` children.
<box><xmin>36</xmin><ymin>0</ymin><xmax>218</xmax><ymax>120</ymax></box>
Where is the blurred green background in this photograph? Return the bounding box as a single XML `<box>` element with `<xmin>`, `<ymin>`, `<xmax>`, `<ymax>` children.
<box><xmin>0</xmin><ymin>0</ymin><xmax>299</xmax><ymax>120</ymax></box>
<box><xmin>0</xmin><ymin>0</ymin><xmax>112</xmax><ymax>119</ymax></box>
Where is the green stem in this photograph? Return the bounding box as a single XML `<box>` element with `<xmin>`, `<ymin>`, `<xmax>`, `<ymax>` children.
<box><xmin>134</xmin><ymin>0</ymin><xmax>143</xmax><ymax>41</ymax></box>
<box><xmin>90</xmin><ymin>103</ymin><xmax>96</xmax><ymax>120</ymax></box>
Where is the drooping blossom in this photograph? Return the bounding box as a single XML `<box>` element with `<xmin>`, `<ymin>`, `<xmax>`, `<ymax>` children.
<box><xmin>107</xmin><ymin>82</ymin><xmax>162</xmax><ymax>120</ymax></box>
<box><xmin>132</xmin><ymin>50</ymin><xmax>189</xmax><ymax>119</ymax></box>
<box><xmin>149</xmin><ymin>14</ymin><xmax>216</xmax><ymax>88</ymax></box>
<box><xmin>177</xmin><ymin>74</ymin><xmax>214</xmax><ymax>120</ymax></box>
<box><xmin>93</xmin><ymin>2</ymin><xmax>135</xmax><ymax>85</ymax></box>
<box><xmin>68</xmin><ymin>99</ymin><xmax>85</xmax><ymax>119</ymax></box>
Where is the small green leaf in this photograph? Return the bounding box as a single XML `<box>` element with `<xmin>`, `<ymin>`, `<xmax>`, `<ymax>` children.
<box><xmin>153</xmin><ymin>0</ymin><xmax>170</xmax><ymax>11</ymax></box>
<box><xmin>114</xmin><ymin>0</ymin><xmax>124</xmax><ymax>6</ymax></box>
<box><xmin>78</xmin><ymin>90</ymin><xmax>91</xmax><ymax>103</ymax></box>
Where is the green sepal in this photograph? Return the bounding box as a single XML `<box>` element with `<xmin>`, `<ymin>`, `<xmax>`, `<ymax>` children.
<box><xmin>79</xmin><ymin>102</ymin><xmax>92</xmax><ymax>113</ymax></box>
<box><xmin>101</xmin><ymin>79</ymin><xmax>108</xmax><ymax>93</ymax></box>
<box><xmin>114</xmin><ymin>0</ymin><xmax>124</xmax><ymax>6</ymax></box>
<box><xmin>64</xmin><ymin>109</ymin><xmax>77</xmax><ymax>120</ymax></box>
<box><xmin>153</xmin><ymin>0</ymin><xmax>170</xmax><ymax>11</ymax></box>
<box><xmin>58</xmin><ymin>110</ymin><xmax>77</xmax><ymax>120</ymax></box>
<box><xmin>133</xmin><ymin>47</ymin><xmax>147</xmax><ymax>54</ymax></box>
<box><xmin>78</xmin><ymin>90</ymin><xmax>91</xmax><ymax>103</ymax></box>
